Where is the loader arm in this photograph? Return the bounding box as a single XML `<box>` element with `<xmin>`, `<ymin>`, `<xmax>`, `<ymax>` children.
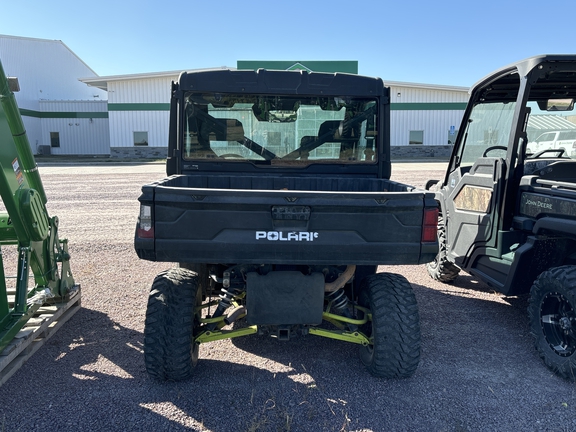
<box><xmin>0</xmin><ymin>58</ymin><xmax>77</xmax><ymax>353</ymax></box>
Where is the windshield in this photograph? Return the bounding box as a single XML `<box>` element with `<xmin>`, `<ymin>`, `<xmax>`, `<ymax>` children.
<box><xmin>457</xmin><ymin>66</ymin><xmax>576</xmax><ymax>166</ymax></box>
<box><xmin>182</xmin><ymin>93</ymin><xmax>378</xmax><ymax>166</ymax></box>
<box><xmin>458</xmin><ymin>100</ymin><xmax>576</xmax><ymax>165</ymax></box>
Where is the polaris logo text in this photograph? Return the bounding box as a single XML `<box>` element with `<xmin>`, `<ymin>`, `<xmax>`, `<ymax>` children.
<box><xmin>256</xmin><ymin>231</ymin><xmax>319</xmax><ymax>241</ymax></box>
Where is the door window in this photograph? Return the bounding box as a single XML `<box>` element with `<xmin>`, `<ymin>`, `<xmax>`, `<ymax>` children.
<box><xmin>458</xmin><ymin>102</ymin><xmax>516</xmax><ymax>166</ymax></box>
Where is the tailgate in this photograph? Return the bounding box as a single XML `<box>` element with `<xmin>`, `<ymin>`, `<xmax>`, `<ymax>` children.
<box><xmin>137</xmin><ymin>184</ymin><xmax>437</xmax><ymax>265</ymax></box>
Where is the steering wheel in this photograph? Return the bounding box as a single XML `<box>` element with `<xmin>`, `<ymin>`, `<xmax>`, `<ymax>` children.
<box><xmin>482</xmin><ymin>146</ymin><xmax>508</xmax><ymax>157</ymax></box>
<box><xmin>219</xmin><ymin>153</ymin><xmax>247</xmax><ymax>159</ymax></box>
<box><xmin>531</xmin><ymin>148</ymin><xmax>566</xmax><ymax>159</ymax></box>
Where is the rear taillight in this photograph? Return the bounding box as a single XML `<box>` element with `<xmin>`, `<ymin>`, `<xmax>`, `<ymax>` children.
<box><xmin>137</xmin><ymin>204</ymin><xmax>154</xmax><ymax>238</ymax></box>
<box><xmin>421</xmin><ymin>207</ymin><xmax>439</xmax><ymax>243</ymax></box>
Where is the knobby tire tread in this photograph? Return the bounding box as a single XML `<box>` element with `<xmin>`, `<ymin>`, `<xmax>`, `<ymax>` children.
<box><xmin>144</xmin><ymin>268</ymin><xmax>199</xmax><ymax>381</ymax></box>
<box><xmin>427</xmin><ymin>216</ymin><xmax>460</xmax><ymax>283</ymax></box>
<box><xmin>528</xmin><ymin>265</ymin><xmax>576</xmax><ymax>382</ymax></box>
<box><xmin>359</xmin><ymin>273</ymin><xmax>421</xmax><ymax>378</ymax></box>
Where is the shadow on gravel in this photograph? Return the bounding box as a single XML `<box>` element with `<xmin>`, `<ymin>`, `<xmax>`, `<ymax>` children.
<box><xmin>426</xmin><ymin>271</ymin><xmax>531</xmax><ymax>310</ymax></box>
<box><xmin>219</xmin><ymin>277</ymin><xmax>574</xmax><ymax>431</ymax></box>
<box><xmin>2</xmin><ymin>280</ymin><xmax>576</xmax><ymax>432</ymax></box>
<box><xmin>1</xmin><ymin>306</ymin><xmax>378</xmax><ymax>431</ymax></box>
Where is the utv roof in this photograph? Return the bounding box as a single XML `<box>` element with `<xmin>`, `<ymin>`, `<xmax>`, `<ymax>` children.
<box><xmin>177</xmin><ymin>68</ymin><xmax>385</xmax><ymax>97</ymax></box>
<box><xmin>471</xmin><ymin>54</ymin><xmax>576</xmax><ymax>93</ymax></box>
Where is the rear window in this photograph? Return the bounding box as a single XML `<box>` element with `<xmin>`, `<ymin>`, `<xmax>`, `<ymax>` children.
<box><xmin>181</xmin><ymin>92</ymin><xmax>378</xmax><ymax>167</ymax></box>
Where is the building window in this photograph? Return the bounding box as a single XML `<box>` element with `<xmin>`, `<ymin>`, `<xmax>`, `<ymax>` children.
<box><xmin>409</xmin><ymin>130</ymin><xmax>424</xmax><ymax>145</ymax></box>
<box><xmin>134</xmin><ymin>131</ymin><xmax>149</xmax><ymax>146</ymax></box>
<box><xmin>50</xmin><ymin>132</ymin><xmax>60</xmax><ymax>147</ymax></box>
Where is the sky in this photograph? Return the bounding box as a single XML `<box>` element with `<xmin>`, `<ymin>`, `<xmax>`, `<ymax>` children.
<box><xmin>3</xmin><ymin>0</ymin><xmax>576</xmax><ymax>88</ymax></box>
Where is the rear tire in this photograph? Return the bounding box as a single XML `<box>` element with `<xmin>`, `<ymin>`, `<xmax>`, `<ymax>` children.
<box><xmin>179</xmin><ymin>263</ymin><xmax>211</xmax><ymax>299</ymax></box>
<box><xmin>528</xmin><ymin>266</ymin><xmax>576</xmax><ymax>381</ymax></box>
<box><xmin>358</xmin><ymin>273</ymin><xmax>421</xmax><ymax>378</ymax></box>
<box><xmin>144</xmin><ymin>268</ymin><xmax>201</xmax><ymax>381</ymax></box>
<box><xmin>427</xmin><ymin>215</ymin><xmax>460</xmax><ymax>283</ymax></box>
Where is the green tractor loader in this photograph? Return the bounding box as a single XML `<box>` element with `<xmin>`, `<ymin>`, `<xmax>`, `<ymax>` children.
<box><xmin>0</xmin><ymin>58</ymin><xmax>78</xmax><ymax>383</ymax></box>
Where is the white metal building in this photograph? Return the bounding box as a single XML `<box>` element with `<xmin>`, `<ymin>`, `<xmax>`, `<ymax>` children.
<box><xmin>82</xmin><ymin>71</ymin><xmax>185</xmax><ymax>158</ymax></box>
<box><xmin>0</xmin><ymin>34</ymin><xmax>109</xmax><ymax>155</ymax></box>
<box><xmin>2</xmin><ymin>34</ymin><xmax>469</xmax><ymax>158</ymax></box>
<box><xmin>81</xmin><ymin>71</ymin><xmax>469</xmax><ymax>159</ymax></box>
<box><xmin>386</xmin><ymin>81</ymin><xmax>469</xmax><ymax>157</ymax></box>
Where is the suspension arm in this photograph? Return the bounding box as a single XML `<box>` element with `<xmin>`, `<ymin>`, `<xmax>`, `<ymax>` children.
<box><xmin>308</xmin><ymin>328</ymin><xmax>370</xmax><ymax>345</ymax></box>
<box><xmin>195</xmin><ymin>326</ymin><xmax>258</xmax><ymax>343</ymax></box>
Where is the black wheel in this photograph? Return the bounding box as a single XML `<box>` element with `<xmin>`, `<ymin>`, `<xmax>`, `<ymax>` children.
<box><xmin>144</xmin><ymin>268</ymin><xmax>201</xmax><ymax>381</ymax></box>
<box><xmin>528</xmin><ymin>266</ymin><xmax>576</xmax><ymax>381</ymax></box>
<box><xmin>358</xmin><ymin>273</ymin><xmax>421</xmax><ymax>378</ymax></box>
<box><xmin>426</xmin><ymin>215</ymin><xmax>460</xmax><ymax>283</ymax></box>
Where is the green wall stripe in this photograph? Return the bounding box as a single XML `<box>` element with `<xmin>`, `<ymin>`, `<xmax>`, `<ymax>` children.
<box><xmin>391</xmin><ymin>102</ymin><xmax>467</xmax><ymax>111</ymax></box>
<box><xmin>108</xmin><ymin>103</ymin><xmax>170</xmax><ymax>111</ymax></box>
<box><xmin>20</xmin><ymin>109</ymin><xmax>108</xmax><ymax>119</ymax></box>
<box><xmin>19</xmin><ymin>102</ymin><xmax>466</xmax><ymax>118</ymax></box>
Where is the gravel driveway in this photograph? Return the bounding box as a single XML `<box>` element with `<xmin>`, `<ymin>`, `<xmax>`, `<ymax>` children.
<box><xmin>0</xmin><ymin>161</ymin><xmax>575</xmax><ymax>432</ymax></box>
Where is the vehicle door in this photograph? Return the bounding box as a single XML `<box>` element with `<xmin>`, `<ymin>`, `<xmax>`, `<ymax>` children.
<box><xmin>443</xmin><ymin>101</ymin><xmax>515</xmax><ymax>269</ymax></box>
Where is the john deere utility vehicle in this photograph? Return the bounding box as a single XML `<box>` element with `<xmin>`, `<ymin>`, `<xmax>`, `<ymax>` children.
<box><xmin>425</xmin><ymin>55</ymin><xmax>576</xmax><ymax>381</ymax></box>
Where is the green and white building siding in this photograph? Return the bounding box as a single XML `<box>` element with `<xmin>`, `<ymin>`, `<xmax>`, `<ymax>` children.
<box><xmin>104</xmin><ymin>73</ymin><xmax>175</xmax><ymax>158</ymax></box>
<box><xmin>33</xmin><ymin>101</ymin><xmax>109</xmax><ymax>155</ymax></box>
<box><xmin>0</xmin><ymin>35</ymin><xmax>108</xmax><ymax>155</ymax></box>
<box><xmin>84</xmin><ymin>72</ymin><xmax>469</xmax><ymax>159</ymax></box>
<box><xmin>2</xmin><ymin>35</ymin><xmax>469</xmax><ymax>158</ymax></box>
<box><xmin>387</xmin><ymin>81</ymin><xmax>468</xmax><ymax>158</ymax></box>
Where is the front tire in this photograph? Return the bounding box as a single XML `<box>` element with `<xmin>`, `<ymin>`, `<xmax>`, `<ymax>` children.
<box><xmin>144</xmin><ymin>268</ymin><xmax>201</xmax><ymax>381</ymax></box>
<box><xmin>358</xmin><ymin>273</ymin><xmax>421</xmax><ymax>378</ymax></box>
<box><xmin>528</xmin><ymin>266</ymin><xmax>576</xmax><ymax>381</ymax></box>
<box><xmin>427</xmin><ymin>215</ymin><xmax>460</xmax><ymax>283</ymax></box>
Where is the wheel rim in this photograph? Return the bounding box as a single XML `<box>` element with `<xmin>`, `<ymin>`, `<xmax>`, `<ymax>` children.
<box><xmin>540</xmin><ymin>291</ymin><xmax>576</xmax><ymax>356</ymax></box>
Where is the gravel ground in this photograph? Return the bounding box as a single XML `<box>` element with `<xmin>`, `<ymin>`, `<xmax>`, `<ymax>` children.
<box><xmin>0</xmin><ymin>161</ymin><xmax>575</xmax><ymax>432</ymax></box>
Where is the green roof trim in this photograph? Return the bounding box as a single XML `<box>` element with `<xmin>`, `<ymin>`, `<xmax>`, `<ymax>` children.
<box><xmin>391</xmin><ymin>102</ymin><xmax>467</xmax><ymax>111</ymax></box>
<box><xmin>108</xmin><ymin>103</ymin><xmax>170</xmax><ymax>111</ymax></box>
<box><xmin>237</xmin><ymin>60</ymin><xmax>358</xmax><ymax>74</ymax></box>
<box><xmin>20</xmin><ymin>109</ymin><xmax>108</xmax><ymax>119</ymax></box>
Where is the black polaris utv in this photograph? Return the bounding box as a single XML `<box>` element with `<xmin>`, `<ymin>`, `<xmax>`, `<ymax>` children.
<box><xmin>135</xmin><ymin>68</ymin><xmax>439</xmax><ymax>381</ymax></box>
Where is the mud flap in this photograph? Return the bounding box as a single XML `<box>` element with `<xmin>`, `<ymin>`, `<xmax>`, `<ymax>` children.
<box><xmin>246</xmin><ymin>271</ymin><xmax>324</xmax><ymax>325</ymax></box>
